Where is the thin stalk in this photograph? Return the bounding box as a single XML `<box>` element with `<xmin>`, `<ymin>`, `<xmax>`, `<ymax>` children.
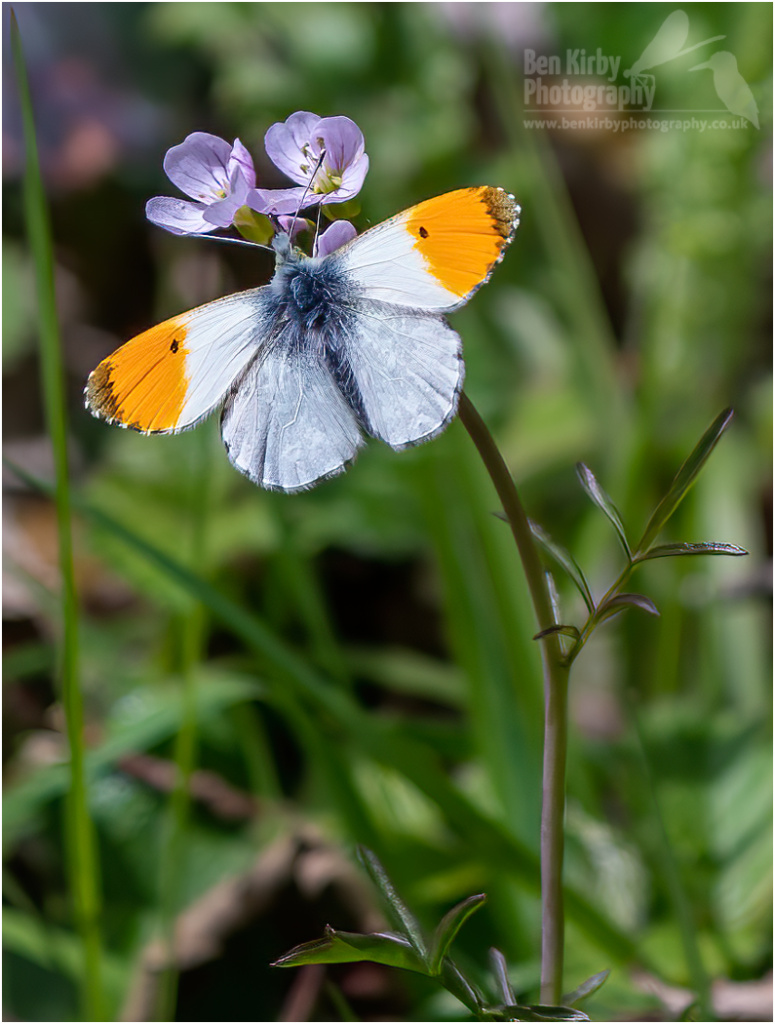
<box><xmin>11</xmin><ymin>14</ymin><xmax>105</xmax><ymax>1020</ymax></box>
<box><xmin>457</xmin><ymin>393</ymin><xmax>570</xmax><ymax>1004</ymax></box>
<box><xmin>568</xmin><ymin>562</ymin><xmax>635</xmax><ymax>665</ymax></box>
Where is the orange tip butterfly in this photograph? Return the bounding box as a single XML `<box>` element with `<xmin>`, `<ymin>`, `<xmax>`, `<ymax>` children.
<box><xmin>86</xmin><ymin>186</ymin><xmax>520</xmax><ymax>493</ymax></box>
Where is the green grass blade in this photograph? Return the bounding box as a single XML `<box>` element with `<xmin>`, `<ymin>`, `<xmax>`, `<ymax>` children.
<box><xmin>635</xmin><ymin>541</ymin><xmax>748</xmax><ymax>561</ymax></box>
<box><xmin>357</xmin><ymin>848</ymin><xmax>428</xmax><ymax>960</ymax></box>
<box><xmin>9</xmin><ymin>14</ymin><xmax>105</xmax><ymax>1019</ymax></box>
<box><xmin>636</xmin><ymin>408</ymin><xmax>735</xmax><ymax>555</ymax></box>
<box><xmin>529</xmin><ymin>520</ymin><xmax>596</xmax><ymax>614</ymax></box>
<box><xmin>429</xmin><ymin>893</ymin><xmax>487</xmax><ymax>974</ymax></box>
<box><xmin>576</xmin><ymin>464</ymin><xmax>632</xmax><ymax>562</ymax></box>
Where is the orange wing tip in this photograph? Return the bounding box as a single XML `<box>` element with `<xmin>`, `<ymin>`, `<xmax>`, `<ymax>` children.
<box><xmin>85</xmin><ymin>317</ymin><xmax>190</xmax><ymax>434</ymax></box>
<box><xmin>407</xmin><ymin>186</ymin><xmax>521</xmax><ymax>300</ymax></box>
<box><xmin>85</xmin><ymin>360</ymin><xmax>121</xmax><ymax>422</ymax></box>
<box><xmin>479</xmin><ymin>186</ymin><xmax>521</xmax><ymax>251</ymax></box>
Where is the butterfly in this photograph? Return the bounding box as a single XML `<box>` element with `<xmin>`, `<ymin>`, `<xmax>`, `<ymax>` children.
<box><xmin>86</xmin><ymin>186</ymin><xmax>520</xmax><ymax>493</ymax></box>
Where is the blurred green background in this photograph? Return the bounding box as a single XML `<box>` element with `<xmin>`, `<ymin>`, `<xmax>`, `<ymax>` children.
<box><xmin>3</xmin><ymin>3</ymin><xmax>771</xmax><ymax>1021</ymax></box>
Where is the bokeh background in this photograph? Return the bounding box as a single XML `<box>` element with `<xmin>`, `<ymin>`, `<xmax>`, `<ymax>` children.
<box><xmin>3</xmin><ymin>3</ymin><xmax>772</xmax><ymax>1021</ymax></box>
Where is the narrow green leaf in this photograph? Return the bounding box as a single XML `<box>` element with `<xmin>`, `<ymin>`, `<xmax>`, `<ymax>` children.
<box><xmin>357</xmin><ymin>847</ymin><xmax>428</xmax><ymax>961</ymax></box>
<box><xmin>636</xmin><ymin>408</ymin><xmax>735</xmax><ymax>555</ymax></box>
<box><xmin>545</xmin><ymin>568</ymin><xmax>563</xmax><ymax>625</ymax></box>
<box><xmin>576</xmin><ymin>464</ymin><xmax>632</xmax><ymax>560</ymax></box>
<box><xmin>494</xmin><ymin>1005</ymin><xmax>590</xmax><ymax>1022</ymax></box>
<box><xmin>428</xmin><ymin>893</ymin><xmax>486</xmax><ymax>975</ymax></box>
<box><xmin>11</xmin><ymin>14</ymin><xmax>105</xmax><ymax>1018</ymax></box>
<box><xmin>441</xmin><ymin>958</ymin><xmax>487</xmax><ymax>1016</ymax></box>
<box><xmin>529</xmin><ymin>520</ymin><xmax>595</xmax><ymax>613</ymax></box>
<box><xmin>533</xmin><ymin>625</ymin><xmax>581</xmax><ymax>642</ymax></box>
<box><xmin>489</xmin><ymin>947</ymin><xmax>516</xmax><ymax>1005</ymax></box>
<box><xmin>562</xmin><ymin>968</ymin><xmax>611</xmax><ymax>1006</ymax></box>
<box><xmin>272</xmin><ymin>926</ymin><xmax>425</xmax><ymax>973</ymax></box>
<box><xmin>596</xmin><ymin>593</ymin><xmax>660</xmax><ymax>626</ymax></box>
<box><xmin>636</xmin><ymin>541</ymin><xmax>748</xmax><ymax>562</ymax></box>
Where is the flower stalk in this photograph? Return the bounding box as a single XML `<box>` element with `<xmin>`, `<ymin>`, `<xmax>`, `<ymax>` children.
<box><xmin>457</xmin><ymin>392</ymin><xmax>569</xmax><ymax>1004</ymax></box>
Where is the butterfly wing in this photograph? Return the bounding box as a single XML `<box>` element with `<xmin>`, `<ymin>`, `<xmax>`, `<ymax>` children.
<box><xmin>85</xmin><ymin>289</ymin><xmax>271</xmax><ymax>434</ymax></box>
<box><xmin>221</xmin><ymin>336</ymin><xmax>363</xmax><ymax>493</ymax></box>
<box><xmin>332</xmin><ymin>186</ymin><xmax>520</xmax><ymax>312</ymax></box>
<box><xmin>340</xmin><ymin>302</ymin><xmax>464</xmax><ymax>449</ymax></box>
<box><xmin>319</xmin><ymin>186</ymin><xmax>517</xmax><ymax>448</ymax></box>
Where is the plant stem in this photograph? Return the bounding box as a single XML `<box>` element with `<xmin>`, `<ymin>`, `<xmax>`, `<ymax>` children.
<box><xmin>11</xmin><ymin>14</ymin><xmax>105</xmax><ymax>1019</ymax></box>
<box><xmin>457</xmin><ymin>393</ymin><xmax>570</xmax><ymax>1004</ymax></box>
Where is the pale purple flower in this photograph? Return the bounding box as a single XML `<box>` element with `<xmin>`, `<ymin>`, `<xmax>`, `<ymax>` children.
<box><xmin>146</xmin><ymin>133</ymin><xmax>260</xmax><ymax>236</ymax></box>
<box><xmin>251</xmin><ymin>112</ymin><xmax>368</xmax><ymax>215</ymax></box>
<box><xmin>314</xmin><ymin>220</ymin><xmax>357</xmax><ymax>257</ymax></box>
<box><xmin>277</xmin><ymin>215</ymin><xmax>312</xmax><ymax>242</ymax></box>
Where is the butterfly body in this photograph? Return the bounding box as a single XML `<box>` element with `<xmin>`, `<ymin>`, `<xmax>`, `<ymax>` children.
<box><xmin>87</xmin><ymin>186</ymin><xmax>520</xmax><ymax>492</ymax></box>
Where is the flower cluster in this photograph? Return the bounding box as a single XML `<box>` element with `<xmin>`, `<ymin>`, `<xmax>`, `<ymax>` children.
<box><xmin>146</xmin><ymin>111</ymin><xmax>367</xmax><ymax>255</ymax></box>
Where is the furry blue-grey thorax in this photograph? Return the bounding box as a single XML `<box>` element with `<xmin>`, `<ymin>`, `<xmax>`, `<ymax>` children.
<box><xmin>264</xmin><ymin>234</ymin><xmax>367</xmax><ymax>425</ymax></box>
<box><xmin>269</xmin><ymin>234</ymin><xmax>354</xmax><ymax>333</ymax></box>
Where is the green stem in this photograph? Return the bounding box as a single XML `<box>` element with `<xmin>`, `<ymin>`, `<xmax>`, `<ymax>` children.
<box><xmin>457</xmin><ymin>393</ymin><xmax>570</xmax><ymax>1004</ymax></box>
<box><xmin>11</xmin><ymin>14</ymin><xmax>105</xmax><ymax>1019</ymax></box>
<box><xmin>569</xmin><ymin>562</ymin><xmax>635</xmax><ymax>665</ymax></box>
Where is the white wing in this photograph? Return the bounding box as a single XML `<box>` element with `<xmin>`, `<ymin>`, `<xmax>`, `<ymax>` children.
<box><xmin>332</xmin><ymin>186</ymin><xmax>519</xmax><ymax>312</ymax></box>
<box><xmin>86</xmin><ymin>289</ymin><xmax>271</xmax><ymax>434</ymax></box>
<box><xmin>221</xmin><ymin>341</ymin><xmax>363</xmax><ymax>493</ymax></box>
<box><xmin>342</xmin><ymin>301</ymin><xmax>464</xmax><ymax>449</ymax></box>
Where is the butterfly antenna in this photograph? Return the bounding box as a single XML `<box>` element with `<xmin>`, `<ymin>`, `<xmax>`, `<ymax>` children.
<box><xmin>286</xmin><ymin>147</ymin><xmax>326</xmax><ymax>240</ymax></box>
<box><xmin>196</xmin><ymin>233</ymin><xmax>273</xmax><ymax>254</ymax></box>
<box><xmin>313</xmin><ymin>204</ymin><xmax>324</xmax><ymax>256</ymax></box>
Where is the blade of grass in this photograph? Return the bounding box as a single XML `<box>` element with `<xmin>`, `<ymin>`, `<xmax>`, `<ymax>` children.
<box><xmin>10</xmin><ymin>14</ymin><xmax>105</xmax><ymax>1019</ymax></box>
<box><xmin>636</xmin><ymin>408</ymin><xmax>735</xmax><ymax>556</ymax></box>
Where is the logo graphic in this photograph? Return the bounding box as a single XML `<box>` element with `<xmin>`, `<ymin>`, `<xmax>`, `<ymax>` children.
<box><xmin>625</xmin><ymin>10</ymin><xmax>759</xmax><ymax>127</ymax></box>
<box><xmin>688</xmin><ymin>53</ymin><xmax>760</xmax><ymax>128</ymax></box>
<box><xmin>523</xmin><ymin>9</ymin><xmax>760</xmax><ymax>131</ymax></box>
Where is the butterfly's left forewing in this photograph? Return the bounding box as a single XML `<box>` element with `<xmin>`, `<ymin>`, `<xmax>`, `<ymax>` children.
<box><xmin>333</xmin><ymin>186</ymin><xmax>519</xmax><ymax>312</ymax></box>
<box><xmin>86</xmin><ymin>289</ymin><xmax>270</xmax><ymax>434</ymax></box>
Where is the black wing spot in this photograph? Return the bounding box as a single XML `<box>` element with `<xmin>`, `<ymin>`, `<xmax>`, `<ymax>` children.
<box><xmin>418</xmin><ymin>226</ymin><xmax>429</xmax><ymax>239</ymax></box>
<box><xmin>170</xmin><ymin>339</ymin><xmax>180</xmax><ymax>353</ymax></box>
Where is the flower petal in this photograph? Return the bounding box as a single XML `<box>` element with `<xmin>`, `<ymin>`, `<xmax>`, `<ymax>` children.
<box><xmin>163</xmin><ymin>132</ymin><xmax>233</xmax><ymax>201</ymax></box>
<box><xmin>317</xmin><ymin>153</ymin><xmax>369</xmax><ymax>204</ymax></box>
<box><xmin>265</xmin><ymin>111</ymin><xmax>321</xmax><ymax>183</ymax></box>
<box><xmin>145</xmin><ymin>196</ymin><xmax>214</xmax><ymax>235</ymax></box>
<box><xmin>314</xmin><ymin>220</ymin><xmax>357</xmax><ymax>257</ymax></box>
<box><xmin>202</xmin><ymin>193</ymin><xmax>245</xmax><ymax>228</ymax></box>
<box><xmin>278</xmin><ymin>215</ymin><xmax>312</xmax><ymax>241</ymax></box>
<box><xmin>228</xmin><ymin>138</ymin><xmax>256</xmax><ymax>190</ymax></box>
<box><xmin>250</xmin><ymin>186</ymin><xmax>322</xmax><ymax>215</ymax></box>
<box><xmin>316</xmin><ymin>116</ymin><xmax>364</xmax><ymax>173</ymax></box>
